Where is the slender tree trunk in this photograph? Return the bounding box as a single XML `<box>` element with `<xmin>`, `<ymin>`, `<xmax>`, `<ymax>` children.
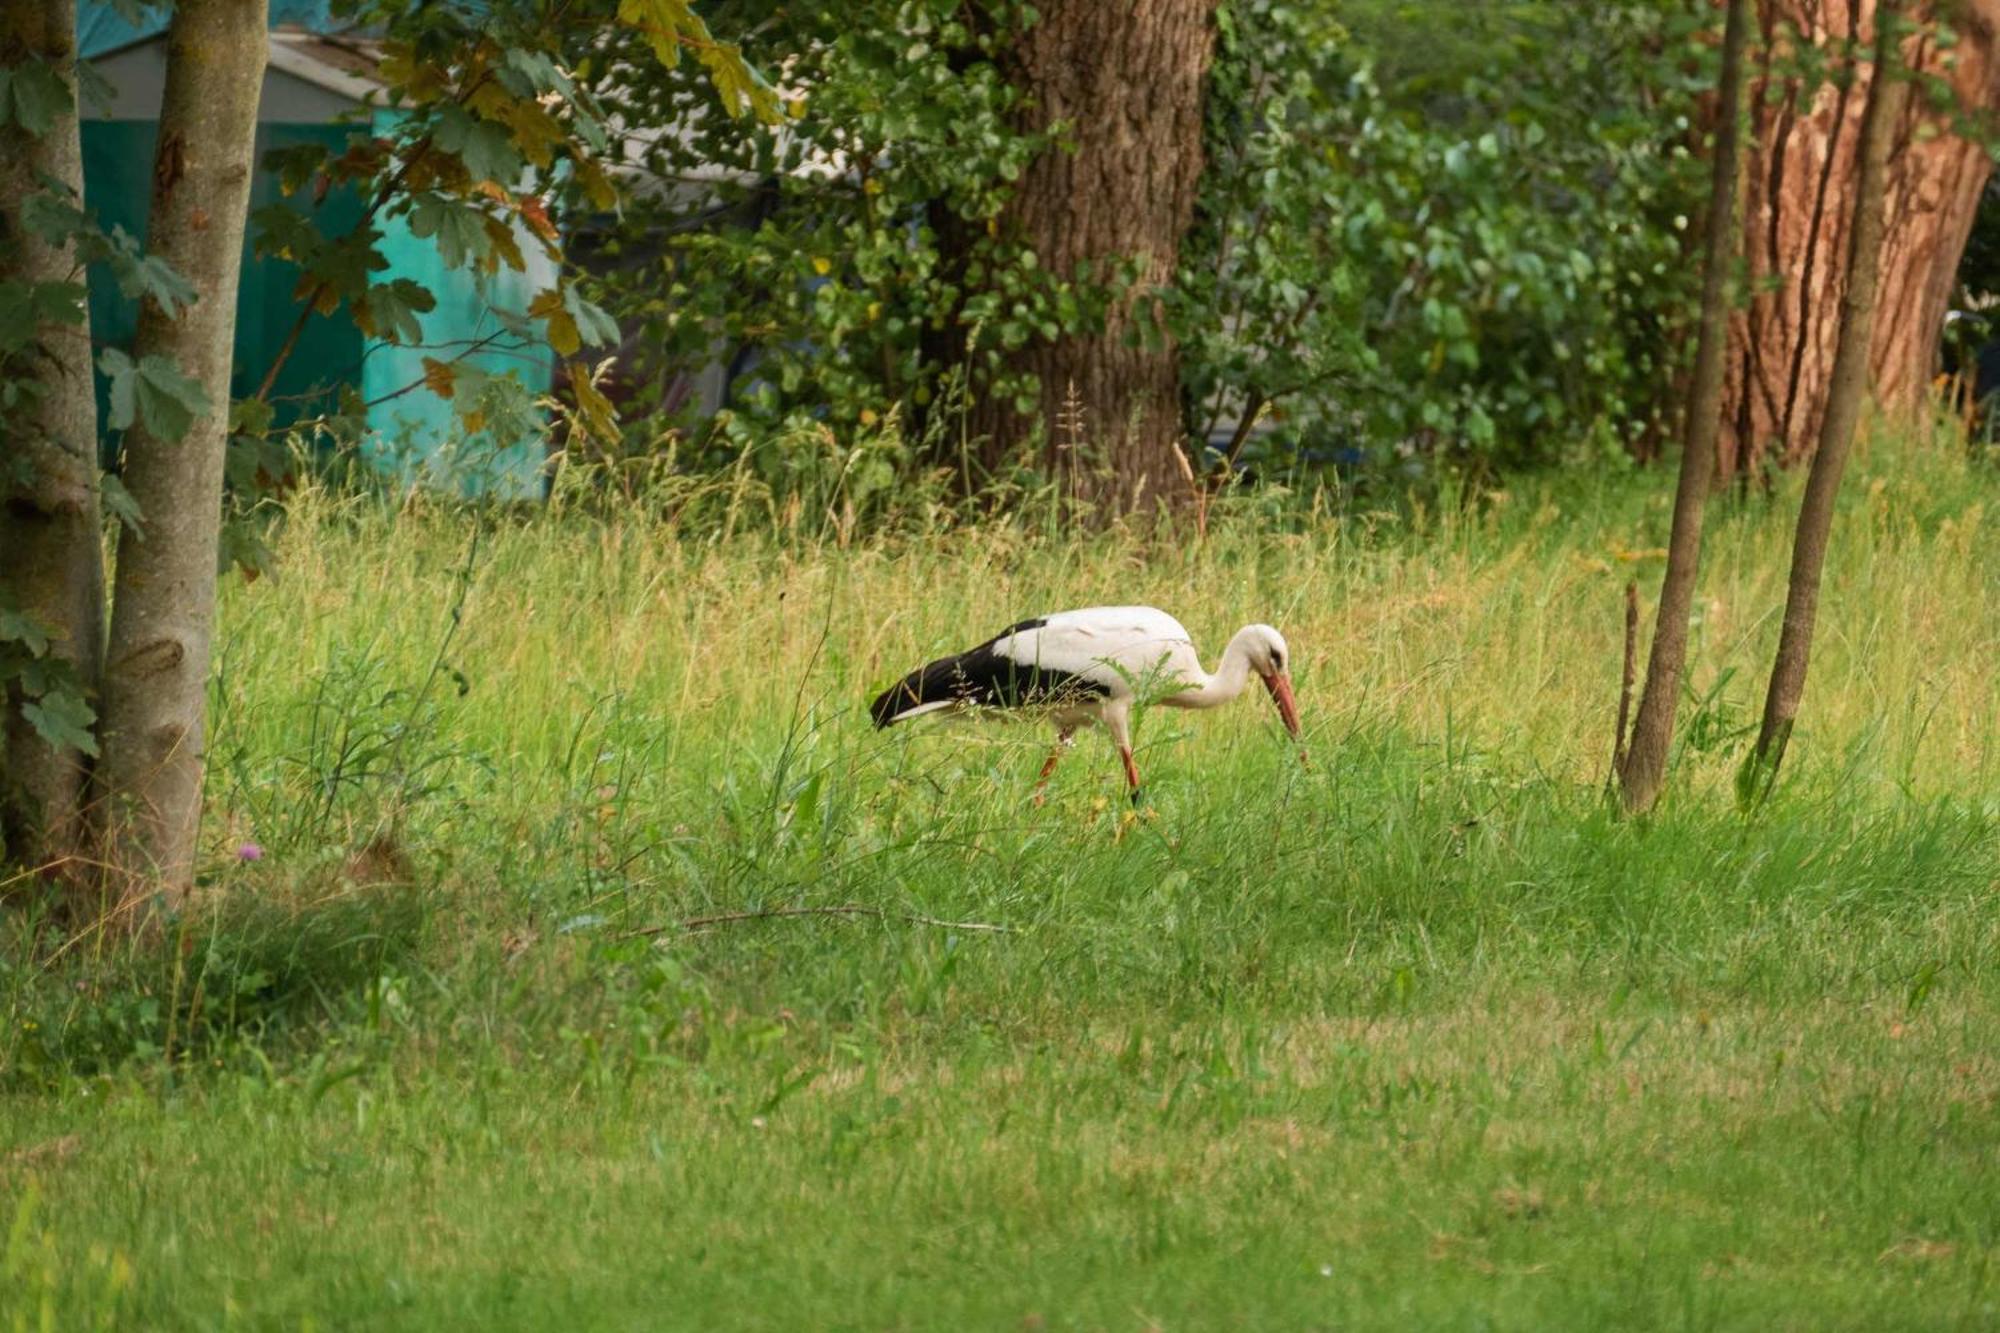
<box><xmin>1742</xmin><ymin>2</ymin><xmax>1908</xmax><ymax>799</ymax></box>
<box><xmin>1719</xmin><ymin>0</ymin><xmax>1999</xmax><ymax>477</ymax></box>
<box><xmin>0</xmin><ymin>0</ymin><xmax>105</xmax><ymax>876</ymax></box>
<box><xmin>95</xmin><ymin>0</ymin><xmax>266</xmax><ymax>911</ymax></box>
<box><xmin>942</xmin><ymin>0</ymin><xmax>1218</xmax><ymax>512</ymax></box>
<box><xmin>1618</xmin><ymin>0</ymin><xmax>1753</xmax><ymax>814</ymax></box>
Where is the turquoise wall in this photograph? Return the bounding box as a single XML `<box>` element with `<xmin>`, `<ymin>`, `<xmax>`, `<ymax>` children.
<box><xmin>82</xmin><ymin>121</ymin><xmax>366</xmax><ymax>454</ymax></box>
<box><xmin>80</xmin><ymin>81</ymin><xmax>556</xmax><ymax>498</ymax></box>
<box><xmin>359</xmin><ymin>115</ymin><xmax>555</xmax><ymax>500</ymax></box>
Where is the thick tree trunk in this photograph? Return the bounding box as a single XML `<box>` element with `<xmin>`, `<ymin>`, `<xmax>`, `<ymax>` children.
<box><xmin>1619</xmin><ymin>0</ymin><xmax>1753</xmax><ymax>815</ymax></box>
<box><xmin>1743</xmin><ymin>3</ymin><xmax>1908</xmax><ymax>798</ymax></box>
<box><xmin>95</xmin><ymin>0</ymin><xmax>266</xmax><ymax>911</ymax></box>
<box><xmin>0</xmin><ymin>0</ymin><xmax>105</xmax><ymax>876</ymax></box>
<box><xmin>946</xmin><ymin>0</ymin><xmax>1218</xmax><ymax>512</ymax></box>
<box><xmin>1719</xmin><ymin>0</ymin><xmax>2000</xmax><ymax>477</ymax></box>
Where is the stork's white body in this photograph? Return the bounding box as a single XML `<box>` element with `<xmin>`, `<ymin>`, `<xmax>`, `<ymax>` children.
<box><xmin>871</xmin><ymin>605</ymin><xmax>1301</xmax><ymax>799</ymax></box>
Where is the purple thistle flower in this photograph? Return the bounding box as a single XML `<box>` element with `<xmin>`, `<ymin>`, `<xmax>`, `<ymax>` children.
<box><xmin>237</xmin><ymin>842</ymin><xmax>264</xmax><ymax>862</ymax></box>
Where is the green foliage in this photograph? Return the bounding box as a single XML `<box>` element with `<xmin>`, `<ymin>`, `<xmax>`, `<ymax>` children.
<box><xmin>0</xmin><ymin>59</ymin><xmax>70</xmax><ymax>136</ymax></box>
<box><xmin>582</xmin><ymin>0</ymin><xmax>1056</xmax><ymax>443</ymax></box>
<box><xmin>98</xmin><ymin>347</ymin><xmax>211</xmax><ymax>441</ymax></box>
<box><xmin>21</xmin><ymin>189</ymin><xmax>198</xmax><ymax>314</ymax></box>
<box><xmin>356</xmin><ymin>276</ymin><xmax>438</xmax><ymax>345</ymax></box>
<box><xmin>0</xmin><ymin>608</ymin><xmax>99</xmax><ymax>758</ymax></box>
<box><xmin>1175</xmin><ymin>0</ymin><xmax>1705</xmax><ymax>475</ymax></box>
<box><xmin>588</xmin><ymin>0</ymin><xmax>1707</xmax><ymax>480</ymax></box>
<box><xmin>616</xmin><ymin>0</ymin><xmax>779</xmax><ymax>119</ymax></box>
<box><xmin>214</xmin><ymin>0</ymin><xmax>779</xmax><ymax>484</ymax></box>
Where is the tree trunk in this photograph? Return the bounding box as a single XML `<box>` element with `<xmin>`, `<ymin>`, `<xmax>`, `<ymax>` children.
<box><xmin>944</xmin><ymin>0</ymin><xmax>1218</xmax><ymax>512</ymax></box>
<box><xmin>1719</xmin><ymin>0</ymin><xmax>2000</xmax><ymax>478</ymax></box>
<box><xmin>1619</xmin><ymin>0</ymin><xmax>1754</xmax><ymax>814</ymax></box>
<box><xmin>95</xmin><ymin>0</ymin><xmax>266</xmax><ymax>911</ymax></box>
<box><xmin>1742</xmin><ymin>1</ymin><xmax>1908</xmax><ymax>799</ymax></box>
<box><xmin>0</xmin><ymin>0</ymin><xmax>105</xmax><ymax>877</ymax></box>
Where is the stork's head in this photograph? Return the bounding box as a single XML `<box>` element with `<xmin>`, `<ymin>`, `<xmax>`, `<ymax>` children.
<box><xmin>1236</xmin><ymin>623</ymin><xmax>1301</xmax><ymax>742</ymax></box>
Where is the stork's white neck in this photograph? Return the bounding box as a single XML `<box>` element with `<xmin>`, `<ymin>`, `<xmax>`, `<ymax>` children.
<box><xmin>1166</xmin><ymin>626</ymin><xmax>1264</xmax><ymax>710</ymax></box>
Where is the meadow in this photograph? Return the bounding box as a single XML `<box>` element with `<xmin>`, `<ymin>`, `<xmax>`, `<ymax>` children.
<box><xmin>2</xmin><ymin>432</ymin><xmax>1996</xmax><ymax>1330</ymax></box>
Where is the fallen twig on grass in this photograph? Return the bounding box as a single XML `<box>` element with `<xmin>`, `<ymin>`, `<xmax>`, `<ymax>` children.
<box><xmin>625</xmin><ymin>905</ymin><xmax>1014</xmax><ymax>937</ymax></box>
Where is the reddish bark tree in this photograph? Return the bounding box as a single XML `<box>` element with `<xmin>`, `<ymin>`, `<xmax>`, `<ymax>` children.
<box><xmin>942</xmin><ymin>0</ymin><xmax>1219</xmax><ymax>511</ymax></box>
<box><xmin>1719</xmin><ymin>0</ymin><xmax>2000</xmax><ymax>477</ymax></box>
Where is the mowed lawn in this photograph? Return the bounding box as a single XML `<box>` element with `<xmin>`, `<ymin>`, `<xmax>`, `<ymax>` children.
<box><xmin>3</xmin><ymin>437</ymin><xmax>1997</xmax><ymax>1330</ymax></box>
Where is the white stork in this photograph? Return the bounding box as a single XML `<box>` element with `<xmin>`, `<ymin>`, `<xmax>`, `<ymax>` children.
<box><xmin>870</xmin><ymin>606</ymin><xmax>1302</xmax><ymax>801</ymax></box>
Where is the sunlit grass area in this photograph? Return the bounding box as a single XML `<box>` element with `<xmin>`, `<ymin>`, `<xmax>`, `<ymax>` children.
<box><xmin>3</xmin><ymin>433</ymin><xmax>1996</xmax><ymax>1329</ymax></box>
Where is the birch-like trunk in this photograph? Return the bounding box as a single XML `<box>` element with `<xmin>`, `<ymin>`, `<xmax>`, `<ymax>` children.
<box><xmin>0</xmin><ymin>0</ymin><xmax>105</xmax><ymax>876</ymax></box>
<box><xmin>1742</xmin><ymin>2</ymin><xmax>1908</xmax><ymax>799</ymax></box>
<box><xmin>95</xmin><ymin>0</ymin><xmax>266</xmax><ymax>910</ymax></box>
<box><xmin>1618</xmin><ymin>0</ymin><xmax>1753</xmax><ymax>814</ymax></box>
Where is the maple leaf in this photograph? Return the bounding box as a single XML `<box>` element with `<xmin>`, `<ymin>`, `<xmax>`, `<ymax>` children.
<box><xmin>421</xmin><ymin>356</ymin><xmax>458</xmax><ymax>398</ymax></box>
<box><xmin>518</xmin><ymin>194</ymin><xmax>559</xmax><ymax>244</ymax></box>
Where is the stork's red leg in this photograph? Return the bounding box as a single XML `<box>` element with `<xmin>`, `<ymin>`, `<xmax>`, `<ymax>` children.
<box><xmin>1120</xmin><ymin>745</ymin><xmax>1142</xmax><ymax>804</ymax></box>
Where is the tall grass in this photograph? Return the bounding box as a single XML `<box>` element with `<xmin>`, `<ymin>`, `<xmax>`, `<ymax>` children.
<box><xmin>1</xmin><ymin>430</ymin><xmax>1995</xmax><ymax>1329</ymax></box>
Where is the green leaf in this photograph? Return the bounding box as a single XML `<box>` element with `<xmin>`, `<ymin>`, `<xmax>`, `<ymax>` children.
<box><xmin>615</xmin><ymin>0</ymin><xmax>780</xmax><ymax>120</ymax></box>
<box><xmin>99</xmin><ymin>348</ymin><xmax>212</xmax><ymax>440</ymax></box>
<box><xmin>229</xmin><ymin>395</ymin><xmax>276</xmax><ymax>439</ymax></box>
<box><xmin>21</xmin><ymin>689</ymin><xmax>99</xmax><ymax>758</ymax></box>
<box><xmin>408</xmin><ymin>194</ymin><xmax>491</xmax><ymax>270</ymax></box>
<box><xmin>0</xmin><ymin>279</ymin><xmax>84</xmax><ymax>356</ymax></box>
<box><xmin>501</xmin><ymin>48</ymin><xmax>569</xmax><ymax>98</ymax></box>
<box><xmin>100</xmin><ymin>226</ymin><xmax>198</xmax><ymax>314</ymax></box>
<box><xmin>217</xmin><ymin>524</ymin><xmax>280</xmax><ymax>582</ymax></box>
<box><xmin>100</xmin><ymin>347</ymin><xmax>137</xmax><ymax>432</ymax></box>
<box><xmin>0</xmin><ymin>61</ymin><xmax>71</xmax><ymax>136</ymax></box>
<box><xmin>18</xmin><ymin>190</ymin><xmax>91</xmax><ymax>247</ymax></box>
<box><xmin>75</xmin><ymin>59</ymin><xmax>116</xmax><ymax>118</ymax></box>
<box><xmin>252</xmin><ymin>203</ymin><xmax>324</xmax><ymax>264</ymax></box>
<box><xmin>564</xmin><ymin>287</ymin><xmax>620</xmax><ymax>349</ymax></box>
<box><xmin>0</xmin><ymin>608</ymin><xmax>53</xmax><ymax>657</ymax></box>
<box><xmin>357</xmin><ymin>279</ymin><xmax>436</xmax><ymax>346</ymax></box>
<box><xmin>435</xmin><ymin>105</ymin><xmax>524</xmax><ymax>186</ymax></box>
<box><xmin>262</xmin><ymin>141</ymin><xmax>331</xmax><ymax>195</ymax></box>
<box><xmin>99</xmin><ymin>473</ymin><xmax>145</xmax><ymax>533</ymax></box>
<box><xmin>302</xmin><ymin>229</ymin><xmax>388</xmax><ymax>308</ymax></box>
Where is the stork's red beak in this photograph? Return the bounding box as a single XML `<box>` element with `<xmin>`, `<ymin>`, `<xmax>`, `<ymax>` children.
<box><xmin>1263</xmin><ymin>670</ymin><xmax>1302</xmax><ymax>744</ymax></box>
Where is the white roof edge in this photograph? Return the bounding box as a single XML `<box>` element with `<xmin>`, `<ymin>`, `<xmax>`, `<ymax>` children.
<box><xmin>266</xmin><ymin>32</ymin><xmax>384</xmax><ymax>103</ymax></box>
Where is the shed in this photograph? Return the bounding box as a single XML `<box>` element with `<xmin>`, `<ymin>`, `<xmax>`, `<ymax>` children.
<box><xmin>77</xmin><ymin>2</ymin><xmax>555</xmax><ymax>499</ymax></box>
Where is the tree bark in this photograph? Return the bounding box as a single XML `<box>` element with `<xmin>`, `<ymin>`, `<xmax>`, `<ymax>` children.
<box><xmin>0</xmin><ymin>0</ymin><xmax>105</xmax><ymax>876</ymax></box>
<box><xmin>1719</xmin><ymin>0</ymin><xmax>2000</xmax><ymax>477</ymax></box>
<box><xmin>95</xmin><ymin>0</ymin><xmax>266</xmax><ymax>911</ymax></box>
<box><xmin>1743</xmin><ymin>2</ymin><xmax>1908</xmax><ymax>798</ymax></box>
<box><xmin>942</xmin><ymin>0</ymin><xmax>1218</xmax><ymax>512</ymax></box>
<box><xmin>1620</xmin><ymin>0</ymin><xmax>1754</xmax><ymax>814</ymax></box>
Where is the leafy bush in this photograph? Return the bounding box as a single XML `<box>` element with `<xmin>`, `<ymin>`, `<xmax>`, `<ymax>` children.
<box><xmin>1175</xmin><ymin>0</ymin><xmax>1705</xmax><ymax>477</ymax></box>
<box><xmin>579</xmin><ymin>0</ymin><xmax>1054</xmax><ymax>445</ymax></box>
<box><xmin>582</xmin><ymin>0</ymin><xmax>1707</xmax><ymax>483</ymax></box>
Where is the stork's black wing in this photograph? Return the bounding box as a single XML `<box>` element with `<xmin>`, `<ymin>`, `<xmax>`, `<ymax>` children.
<box><xmin>870</xmin><ymin>617</ymin><xmax>1108</xmax><ymax>727</ymax></box>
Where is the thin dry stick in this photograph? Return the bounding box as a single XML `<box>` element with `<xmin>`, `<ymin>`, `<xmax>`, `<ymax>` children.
<box><xmin>625</xmin><ymin>904</ymin><xmax>1013</xmax><ymax>937</ymax></box>
<box><xmin>1610</xmin><ymin>580</ymin><xmax>1639</xmax><ymax>789</ymax></box>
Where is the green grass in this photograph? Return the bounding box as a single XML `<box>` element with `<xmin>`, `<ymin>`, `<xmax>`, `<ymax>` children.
<box><xmin>3</xmin><ymin>434</ymin><xmax>1998</xmax><ymax>1330</ymax></box>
